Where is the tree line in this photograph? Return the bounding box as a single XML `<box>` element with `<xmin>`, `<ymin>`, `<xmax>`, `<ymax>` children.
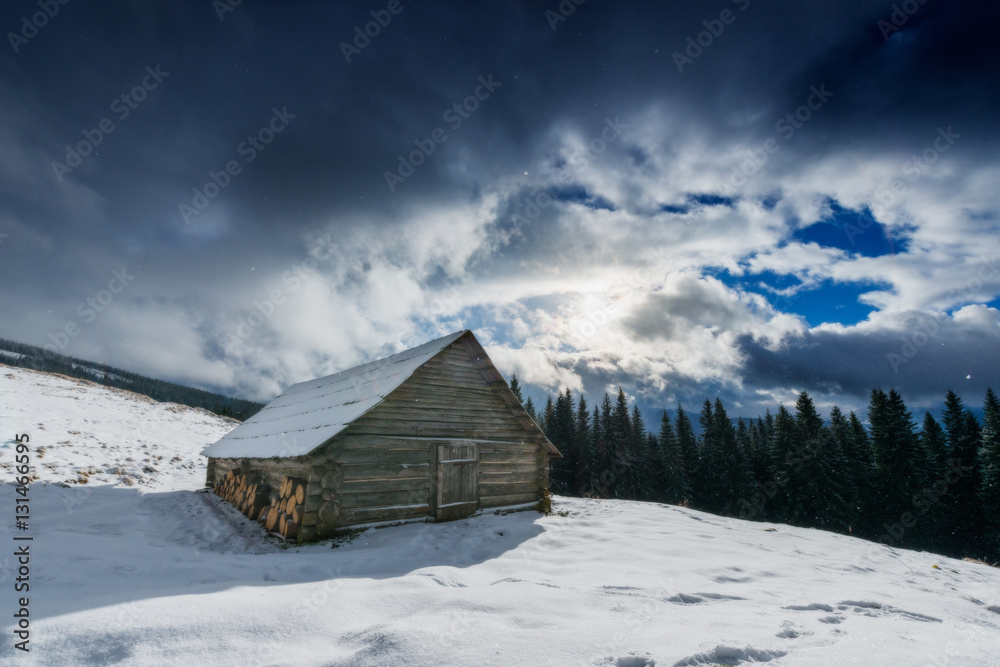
<box><xmin>510</xmin><ymin>375</ymin><xmax>1000</xmax><ymax>562</ymax></box>
<box><xmin>0</xmin><ymin>338</ymin><xmax>263</xmax><ymax>421</ymax></box>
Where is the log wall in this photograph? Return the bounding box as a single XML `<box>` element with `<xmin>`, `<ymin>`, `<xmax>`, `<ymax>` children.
<box><xmin>208</xmin><ymin>455</ymin><xmax>319</xmax><ymax>543</ymax></box>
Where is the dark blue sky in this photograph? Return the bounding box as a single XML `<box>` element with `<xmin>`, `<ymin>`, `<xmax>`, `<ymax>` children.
<box><xmin>1</xmin><ymin>0</ymin><xmax>998</xmax><ymax>418</ymax></box>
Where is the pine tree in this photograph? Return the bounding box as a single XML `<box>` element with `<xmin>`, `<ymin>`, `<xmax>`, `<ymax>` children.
<box><xmin>524</xmin><ymin>397</ymin><xmax>538</xmax><ymax>425</ymax></box>
<box><xmin>542</xmin><ymin>395</ymin><xmax>555</xmax><ymax>433</ymax></box>
<box><xmin>829</xmin><ymin>406</ymin><xmax>849</xmax><ymax>449</ymax></box>
<box><xmin>595</xmin><ymin>394</ymin><xmax>615</xmax><ymax>497</ymax></box>
<box><xmin>629</xmin><ymin>403</ymin><xmax>652</xmax><ymax>500</ymax></box>
<box><xmin>509</xmin><ymin>373</ymin><xmax>523</xmax><ymax>404</ymax></box>
<box><xmin>675</xmin><ymin>404</ymin><xmax>697</xmax><ymax>499</ymax></box>
<box><xmin>916</xmin><ymin>412</ymin><xmax>955</xmax><ymax>552</ymax></box>
<box><xmin>746</xmin><ymin>418</ymin><xmax>770</xmax><ymax>489</ymax></box>
<box><xmin>762</xmin><ymin>409</ymin><xmax>775</xmax><ymax>443</ymax></box>
<box><xmin>693</xmin><ymin>399</ymin><xmax>724</xmax><ymax>512</ymax></box>
<box><xmin>606</xmin><ymin>388</ymin><xmax>633</xmax><ymax>498</ymax></box>
<box><xmin>942</xmin><ymin>390</ymin><xmax>984</xmax><ymax>555</ymax></box>
<box><xmin>828</xmin><ymin>406</ymin><xmax>859</xmax><ymax>528</ymax></box>
<box><xmin>547</xmin><ymin>389</ymin><xmax>577</xmax><ymax>495</ymax></box>
<box><xmin>646</xmin><ymin>431</ymin><xmax>659</xmax><ymax>499</ymax></box>
<box><xmin>735</xmin><ymin>418</ymin><xmax>750</xmax><ymax>455</ymax></box>
<box><xmin>768</xmin><ymin>405</ymin><xmax>797</xmax><ymax>522</ymax></box>
<box><xmin>978</xmin><ymin>388</ymin><xmax>1000</xmax><ymax>558</ymax></box>
<box><xmin>846</xmin><ymin>410</ymin><xmax>876</xmax><ymax>537</ymax></box>
<box><xmin>713</xmin><ymin>398</ymin><xmax>751</xmax><ymax>517</ymax></box>
<box><xmin>794</xmin><ymin>392</ymin><xmax>823</xmax><ymax>440</ymax></box>
<box><xmin>573</xmin><ymin>394</ymin><xmax>593</xmax><ymax>497</ymax></box>
<box><xmin>784</xmin><ymin>392</ymin><xmax>851</xmax><ymax>532</ymax></box>
<box><xmin>657</xmin><ymin>410</ymin><xmax>688</xmax><ymax>504</ymax></box>
<box><xmin>869</xmin><ymin>389</ymin><xmax>926</xmax><ymax>548</ymax></box>
<box><xmin>589</xmin><ymin>403</ymin><xmax>605</xmax><ymax>497</ymax></box>
<box><xmin>866</xmin><ymin>389</ymin><xmax>891</xmax><ymax>531</ymax></box>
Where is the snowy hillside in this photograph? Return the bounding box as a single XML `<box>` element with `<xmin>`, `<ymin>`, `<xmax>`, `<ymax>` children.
<box><xmin>1</xmin><ymin>364</ymin><xmax>999</xmax><ymax>666</ymax></box>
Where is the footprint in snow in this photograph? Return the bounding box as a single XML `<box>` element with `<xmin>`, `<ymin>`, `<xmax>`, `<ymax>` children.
<box><xmin>673</xmin><ymin>645</ymin><xmax>786</xmax><ymax>666</ymax></box>
<box><xmin>784</xmin><ymin>603</ymin><xmax>834</xmax><ymax>612</ymax></box>
<box><xmin>614</xmin><ymin>656</ymin><xmax>656</xmax><ymax>667</ymax></box>
<box><xmin>837</xmin><ymin>600</ymin><xmax>942</xmax><ymax>623</ymax></box>
<box><xmin>490</xmin><ymin>577</ymin><xmax>559</xmax><ymax>588</ymax></box>
<box><xmin>663</xmin><ymin>592</ymin><xmax>743</xmax><ymax>605</ymax></box>
<box><xmin>593</xmin><ymin>655</ymin><xmax>655</xmax><ymax>667</ymax></box>
<box><xmin>698</xmin><ymin>592</ymin><xmax>746</xmax><ymax>601</ymax></box>
<box><xmin>418</xmin><ymin>572</ymin><xmax>467</xmax><ymax>588</ymax></box>
<box><xmin>775</xmin><ymin>621</ymin><xmax>811</xmax><ymax>639</ymax></box>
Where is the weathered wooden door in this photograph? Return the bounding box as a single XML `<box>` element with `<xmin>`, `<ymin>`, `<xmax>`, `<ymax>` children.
<box><xmin>435</xmin><ymin>442</ymin><xmax>479</xmax><ymax>521</ymax></box>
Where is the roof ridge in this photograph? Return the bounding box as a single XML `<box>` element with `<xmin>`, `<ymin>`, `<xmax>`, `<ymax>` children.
<box><xmin>201</xmin><ymin>330</ymin><xmax>468</xmax><ymax>458</ymax></box>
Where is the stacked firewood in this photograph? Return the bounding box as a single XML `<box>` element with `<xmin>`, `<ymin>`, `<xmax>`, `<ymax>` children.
<box><xmin>258</xmin><ymin>476</ymin><xmax>306</xmax><ymax>541</ymax></box>
<box><xmin>214</xmin><ymin>470</ymin><xmax>269</xmax><ymax>520</ymax></box>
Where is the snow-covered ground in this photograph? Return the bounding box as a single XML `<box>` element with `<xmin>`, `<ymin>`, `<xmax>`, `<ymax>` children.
<box><xmin>1</xmin><ymin>364</ymin><xmax>999</xmax><ymax>666</ymax></box>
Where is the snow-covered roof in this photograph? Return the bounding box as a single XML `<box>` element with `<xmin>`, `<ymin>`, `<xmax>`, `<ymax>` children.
<box><xmin>201</xmin><ymin>330</ymin><xmax>468</xmax><ymax>459</ymax></box>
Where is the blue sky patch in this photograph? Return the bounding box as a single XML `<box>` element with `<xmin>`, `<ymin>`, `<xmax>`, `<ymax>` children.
<box><xmin>660</xmin><ymin>192</ymin><xmax>738</xmax><ymax>214</ymax></box>
<box><xmin>714</xmin><ymin>268</ymin><xmax>882</xmax><ymax>327</ymax></box>
<box><xmin>688</xmin><ymin>193</ymin><xmax>736</xmax><ymax>208</ymax></box>
<box><xmin>551</xmin><ymin>185</ymin><xmax>616</xmax><ymax>210</ymax></box>
<box><xmin>794</xmin><ymin>200</ymin><xmax>905</xmax><ymax>257</ymax></box>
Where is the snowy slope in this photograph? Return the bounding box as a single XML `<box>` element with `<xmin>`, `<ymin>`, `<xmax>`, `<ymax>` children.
<box><xmin>1</xmin><ymin>364</ymin><xmax>999</xmax><ymax>666</ymax></box>
<box><xmin>0</xmin><ymin>365</ymin><xmax>238</xmax><ymax>489</ymax></box>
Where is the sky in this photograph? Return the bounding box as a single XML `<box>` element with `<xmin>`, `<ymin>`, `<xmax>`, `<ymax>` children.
<box><xmin>1</xmin><ymin>0</ymin><xmax>998</xmax><ymax>420</ymax></box>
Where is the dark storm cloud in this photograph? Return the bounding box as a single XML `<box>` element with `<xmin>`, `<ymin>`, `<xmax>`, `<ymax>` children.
<box><xmin>0</xmin><ymin>0</ymin><xmax>997</xmax><ymax>403</ymax></box>
<box><xmin>3</xmin><ymin>0</ymin><xmax>995</xmax><ymax>248</ymax></box>
<box><xmin>737</xmin><ymin>309</ymin><xmax>1000</xmax><ymax>404</ymax></box>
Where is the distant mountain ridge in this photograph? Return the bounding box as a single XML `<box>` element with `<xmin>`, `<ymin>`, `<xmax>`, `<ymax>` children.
<box><xmin>0</xmin><ymin>337</ymin><xmax>262</xmax><ymax>421</ymax></box>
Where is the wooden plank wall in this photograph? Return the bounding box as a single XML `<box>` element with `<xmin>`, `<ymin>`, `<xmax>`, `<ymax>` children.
<box><xmin>327</xmin><ymin>341</ymin><xmax>548</xmax><ymax>528</ymax></box>
<box><xmin>309</xmin><ymin>434</ymin><xmax>433</xmax><ymax>533</ymax></box>
<box><xmin>343</xmin><ymin>343</ymin><xmax>544</xmax><ymax>442</ymax></box>
<box><xmin>479</xmin><ymin>441</ymin><xmax>546</xmax><ymax>509</ymax></box>
<box><xmin>209</xmin><ymin>339</ymin><xmax>551</xmax><ymax>541</ymax></box>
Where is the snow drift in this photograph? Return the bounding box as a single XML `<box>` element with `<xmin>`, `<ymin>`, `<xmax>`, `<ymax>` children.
<box><xmin>1</xmin><ymin>365</ymin><xmax>999</xmax><ymax>666</ymax></box>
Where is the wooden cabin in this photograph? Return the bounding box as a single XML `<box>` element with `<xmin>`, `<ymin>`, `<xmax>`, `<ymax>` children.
<box><xmin>201</xmin><ymin>330</ymin><xmax>560</xmax><ymax>543</ymax></box>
